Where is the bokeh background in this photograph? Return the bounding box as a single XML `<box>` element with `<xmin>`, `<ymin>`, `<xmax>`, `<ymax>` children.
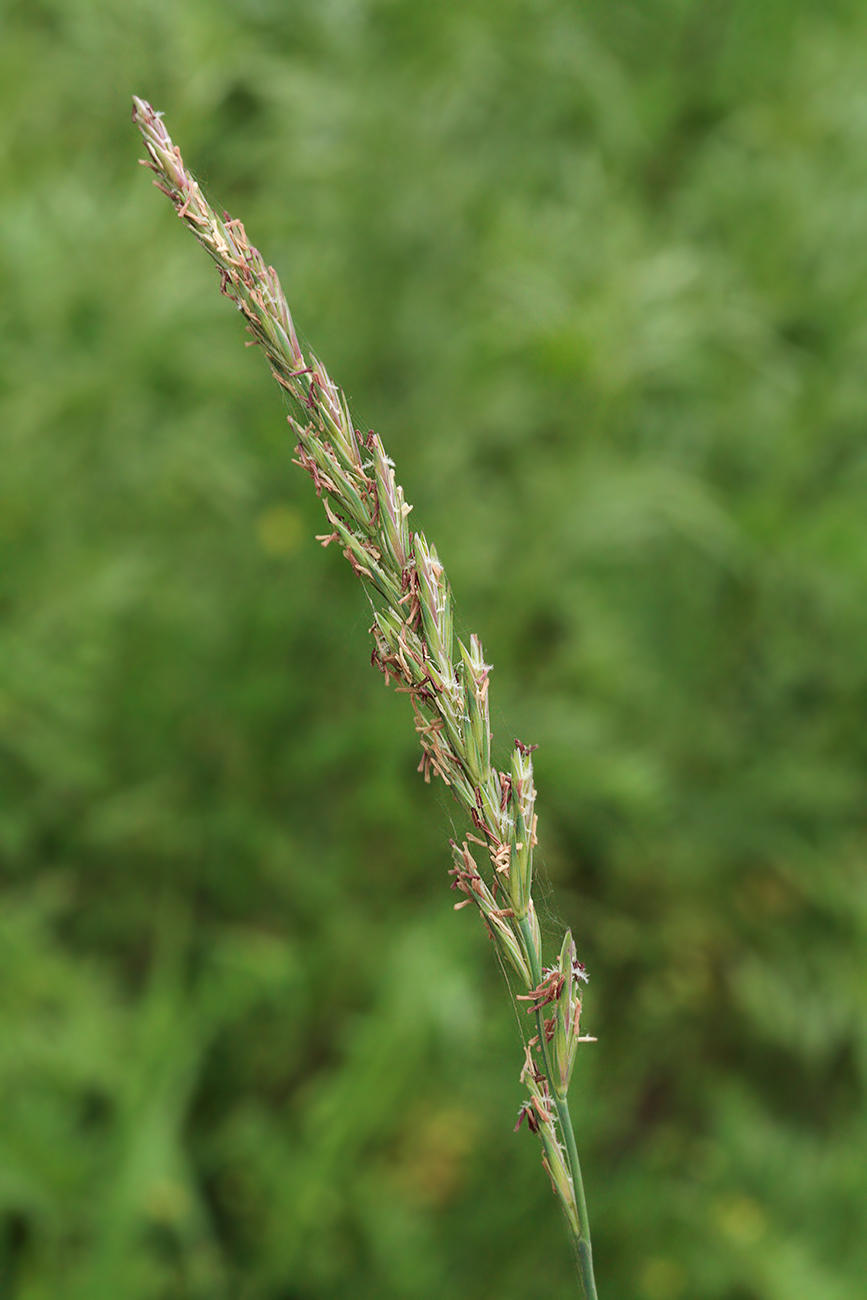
<box><xmin>2</xmin><ymin>1</ymin><xmax>867</xmax><ymax>1296</ymax></box>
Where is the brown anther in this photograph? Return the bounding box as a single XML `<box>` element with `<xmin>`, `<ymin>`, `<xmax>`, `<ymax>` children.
<box><xmin>492</xmin><ymin>842</ymin><xmax>511</xmax><ymax>874</ymax></box>
<box><xmin>516</xmin><ymin>968</ymin><xmax>566</xmax><ymax>1012</ymax></box>
<box><xmin>515</xmin><ymin>1102</ymin><xmax>540</xmax><ymax>1135</ymax></box>
<box><xmin>531</xmin><ymin>1095</ymin><xmax>552</xmax><ymax>1125</ymax></box>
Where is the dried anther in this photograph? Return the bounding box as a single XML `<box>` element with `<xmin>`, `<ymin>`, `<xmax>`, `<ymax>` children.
<box><xmin>515</xmin><ymin>1101</ymin><xmax>540</xmax><ymax>1135</ymax></box>
<box><xmin>517</xmin><ymin>967</ymin><xmax>566</xmax><ymax>1012</ymax></box>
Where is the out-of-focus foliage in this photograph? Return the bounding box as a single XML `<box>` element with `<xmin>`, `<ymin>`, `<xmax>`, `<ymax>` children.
<box><xmin>1</xmin><ymin>1</ymin><xmax>866</xmax><ymax>1296</ymax></box>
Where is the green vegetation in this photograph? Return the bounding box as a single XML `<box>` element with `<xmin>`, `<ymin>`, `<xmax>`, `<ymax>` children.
<box><xmin>2</xmin><ymin>2</ymin><xmax>867</xmax><ymax>1297</ymax></box>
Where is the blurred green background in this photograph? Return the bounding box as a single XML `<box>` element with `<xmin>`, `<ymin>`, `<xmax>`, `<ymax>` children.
<box><xmin>2</xmin><ymin>0</ymin><xmax>867</xmax><ymax>1296</ymax></box>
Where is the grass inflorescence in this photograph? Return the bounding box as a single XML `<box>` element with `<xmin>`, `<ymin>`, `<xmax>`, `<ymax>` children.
<box><xmin>132</xmin><ymin>95</ymin><xmax>599</xmax><ymax>1297</ymax></box>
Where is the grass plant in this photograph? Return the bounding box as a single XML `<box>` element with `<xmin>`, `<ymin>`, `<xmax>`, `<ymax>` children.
<box><xmin>132</xmin><ymin>95</ymin><xmax>600</xmax><ymax>1297</ymax></box>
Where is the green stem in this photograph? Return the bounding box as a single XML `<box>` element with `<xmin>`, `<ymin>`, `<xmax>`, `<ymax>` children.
<box><xmin>554</xmin><ymin>1090</ymin><xmax>597</xmax><ymax>1299</ymax></box>
<box><xmin>518</xmin><ymin>916</ymin><xmax>598</xmax><ymax>1300</ymax></box>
